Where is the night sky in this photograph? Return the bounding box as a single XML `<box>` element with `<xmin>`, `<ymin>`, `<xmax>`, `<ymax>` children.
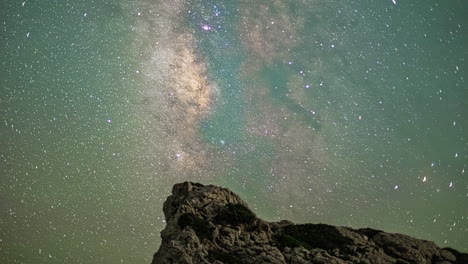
<box><xmin>1</xmin><ymin>0</ymin><xmax>467</xmax><ymax>263</ymax></box>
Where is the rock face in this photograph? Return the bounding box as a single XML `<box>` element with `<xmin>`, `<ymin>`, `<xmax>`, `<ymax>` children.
<box><xmin>152</xmin><ymin>182</ymin><xmax>467</xmax><ymax>264</ymax></box>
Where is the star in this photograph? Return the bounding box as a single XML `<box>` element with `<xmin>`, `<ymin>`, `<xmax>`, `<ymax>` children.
<box><xmin>201</xmin><ymin>24</ymin><xmax>212</xmax><ymax>31</ymax></box>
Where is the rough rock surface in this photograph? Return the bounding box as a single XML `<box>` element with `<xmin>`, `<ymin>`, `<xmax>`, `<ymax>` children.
<box><xmin>152</xmin><ymin>182</ymin><xmax>467</xmax><ymax>264</ymax></box>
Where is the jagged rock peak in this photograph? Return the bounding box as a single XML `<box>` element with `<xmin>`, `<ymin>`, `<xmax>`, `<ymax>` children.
<box><xmin>152</xmin><ymin>182</ymin><xmax>467</xmax><ymax>264</ymax></box>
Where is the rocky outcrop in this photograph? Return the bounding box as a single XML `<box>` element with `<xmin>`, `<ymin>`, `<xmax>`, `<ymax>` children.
<box><xmin>152</xmin><ymin>182</ymin><xmax>467</xmax><ymax>264</ymax></box>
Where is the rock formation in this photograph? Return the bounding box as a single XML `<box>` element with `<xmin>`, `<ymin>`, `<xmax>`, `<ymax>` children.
<box><xmin>151</xmin><ymin>182</ymin><xmax>467</xmax><ymax>264</ymax></box>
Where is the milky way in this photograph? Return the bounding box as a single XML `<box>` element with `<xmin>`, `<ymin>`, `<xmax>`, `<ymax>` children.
<box><xmin>1</xmin><ymin>0</ymin><xmax>467</xmax><ymax>263</ymax></box>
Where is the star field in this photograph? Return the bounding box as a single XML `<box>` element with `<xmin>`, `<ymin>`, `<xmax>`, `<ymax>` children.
<box><xmin>1</xmin><ymin>0</ymin><xmax>467</xmax><ymax>263</ymax></box>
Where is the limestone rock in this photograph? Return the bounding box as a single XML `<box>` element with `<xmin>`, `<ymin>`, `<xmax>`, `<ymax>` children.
<box><xmin>151</xmin><ymin>182</ymin><xmax>467</xmax><ymax>264</ymax></box>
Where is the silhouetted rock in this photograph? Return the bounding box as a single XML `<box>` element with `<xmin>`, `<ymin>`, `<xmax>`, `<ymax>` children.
<box><xmin>151</xmin><ymin>182</ymin><xmax>467</xmax><ymax>264</ymax></box>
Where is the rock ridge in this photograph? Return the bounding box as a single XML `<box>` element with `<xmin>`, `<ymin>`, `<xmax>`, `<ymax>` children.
<box><xmin>152</xmin><ymin>182</ymin><xmax>467</xmax><ymax>264</ymax></box>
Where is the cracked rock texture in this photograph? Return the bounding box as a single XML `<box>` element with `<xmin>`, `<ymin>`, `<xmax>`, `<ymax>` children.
<box><xmin>152</xmin><ymin>182</ymin><xmax>467</xmax><ymax>264</ymax></box>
